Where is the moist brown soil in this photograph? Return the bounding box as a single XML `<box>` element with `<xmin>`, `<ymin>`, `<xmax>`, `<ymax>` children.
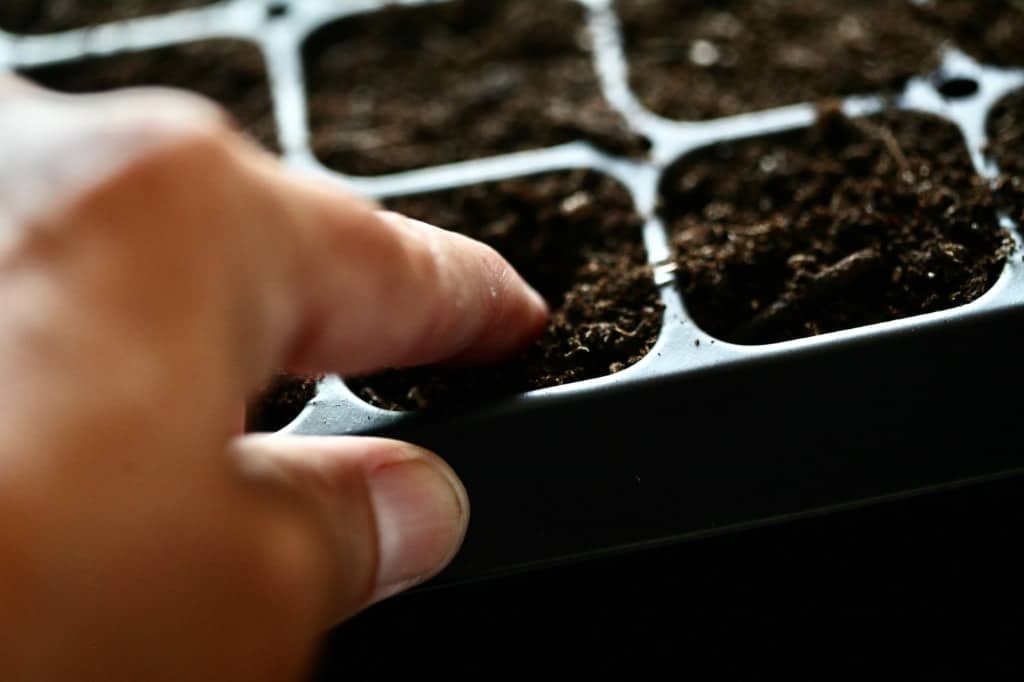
<box><xmin>245</xmin><ymin>374</ymin><xmax>321</xmax><ymax>433</ymax></box>
<box><xmin>0</xmin><ymin>0</ymin><xmax>217</xmax><ymax>34</ymax></box>
<box><xmin>22</xmin><ymin>40</ymin><xmax>279</xmax><ymax>152</ymax></box>
<box><xmin>911</xmin><ymin>0</ymin><xmax>1024</xmax><ymax>68</ymax></box>
<box><xmin>661</xmin><ymin>104</ymin><xmax>1013</xmax><ymax>345</ymax></box>
<box><xmin>347</xmin><ymin>170</ymin><xmax>664</xmax><ymax>411</ymax></box>
<box><xmin>303</xmin><ymin>0</ymin><xmax>649</xmax><ymax>176</ymax></box>
<box><xmin>616</xmin><ymin>0</ymin><xmax>947</xmax><ymax>121</ymax></box>
<box><xmin>987</xmin><ymin>87</ymin><xmax>1024</xmax><ymax>224</ymax></box>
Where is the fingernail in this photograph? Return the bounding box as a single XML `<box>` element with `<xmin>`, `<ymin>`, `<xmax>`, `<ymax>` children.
<box><xmin>367</xmin><ymin>452</ymin><xmax>469</xmax><ymax>602</ymax></box>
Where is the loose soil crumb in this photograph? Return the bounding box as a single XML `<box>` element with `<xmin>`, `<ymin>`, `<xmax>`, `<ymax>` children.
<box><xmin>246</xmin><ymin>374</ymin><xmax>321</xmax><ymax>433</ymax></box>
<box><xmin>616</xmin><ymin>0</ymin><xmax>946</xmax><ymax>120</ymax></box>
<box><xmin>22</xmin><ymin>40</ymin><xmax>279</xmax><ymax>152</ymax></box>
<box><xmin>347</xmin><ymin>170</ymin><xmax>664</xmax><ymax>411</ymax></box>
<box><xmin>304</xmin><ymin>0</ymin><xmax>648</xmax><ymax>176</ymax></box>
<box><xmin>0</xmin><ymin>0</ymin><xmax>218</xmax><ymax>34</ymax></box>
<box><xmin>661</xmin><ymin>105</ymin><xmax>1014</xmax><ymax>344</ymax></box>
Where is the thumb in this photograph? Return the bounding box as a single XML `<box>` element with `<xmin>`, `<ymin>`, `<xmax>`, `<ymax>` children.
<box><xmin>232</xmin><ymin>435</ymin><xmax>469</xmax><ymax>626</ymax></box>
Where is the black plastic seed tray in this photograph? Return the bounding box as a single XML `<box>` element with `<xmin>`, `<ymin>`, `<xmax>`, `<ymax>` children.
<box><xmin>4</xmin><ymin>0</ymin><xmax>1024</xmax><ymax>587</ymax></box>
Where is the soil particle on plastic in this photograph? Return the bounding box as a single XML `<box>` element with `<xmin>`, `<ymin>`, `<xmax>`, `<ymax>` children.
<box><xmin>661</xmin><ymin>104</ymin><xmax>1014</xmax><ymax>344</ymax></box>
<box><xmin>616</xmin><ymin>0</ymin><xmax>946</xmax><ymax>120</ymax></box>
<box><xmin>22</xmin><ymin>40</ymin><xmax>280</xmax><ymax>152</ymax></box>
<box><xmin>246</xmin><ymin>374</ymin><xmax>321</xmax><ymax>433</ymax></box>
<box><xmin>347</xmin><ymin>170</ymin><xmax>664</xmax><ymax>411</ymax></box>
<box><xmin>304</xmin><ymin>0</ymin><xmax>649</xmax><ymax>176</ymax></box>
<box><xmin>0</xmin><ymin>0</ymin><xmax>218</xmax><ymax>34</ymax></box>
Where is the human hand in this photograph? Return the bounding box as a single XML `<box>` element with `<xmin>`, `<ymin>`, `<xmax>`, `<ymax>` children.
<box><xmin>0</xmin><ymin>76</ymin><xmax>548</xmax><ymax>680</ymax></box>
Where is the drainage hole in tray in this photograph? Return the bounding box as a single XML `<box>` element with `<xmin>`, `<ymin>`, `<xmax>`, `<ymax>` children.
<box><xmin>936</xmin><ymin>77</ymin><xmax>980</xmax><ymax>100</ymax></box>
<box><xmin>266</xmin><ymin>2</ymin><xmax>288</xmax><ymax>20</ymax></box>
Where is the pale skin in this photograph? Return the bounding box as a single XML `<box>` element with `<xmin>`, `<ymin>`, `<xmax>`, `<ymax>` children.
<box><xmin>0</xmin><ymin>76</ymin><xmax>549</xmax><ymax>680</ymax></box>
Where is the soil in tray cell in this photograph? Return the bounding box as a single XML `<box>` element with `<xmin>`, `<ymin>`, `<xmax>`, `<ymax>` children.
<box><xmin>0</xmin><ymin>0</ymin><xmax>219</xmax><ymax>34</ymax></box>
<box><xmin>660</xmin><ymin>104</ymin><xmax>1014</xmax><ymax>345</ymax></box>
<box><xmin>22</xmin><ymin>40</ymin><xmax>280</xmax><ymax>152</ymax></box>
<box><xmin>616</xmin><ymin>0</ymin><xmax>946</xmax><ymax>121</ymax></box>
<box><xmin>912</xmin><ymin>0</ymin><xmax>1024</xmax><ymax>69</ymax></box>
<box><xmin>246</xmin><ymin>374</ymin><xmax>321</xmax><ymax>433</ymax></box>
<box><xmin>347</xmin><ymin>169</ymin><xmax>664</xmax><ymax>411</ymax></box>
<box><xmin>303</xmin><ymin>0</ymin><xmax>649</xmax><ymax>176</ymax></box>
<box><xmin>987</xmin><ymin>87</ymin><xmax>1024</xmax><ymax>224</ymax></box>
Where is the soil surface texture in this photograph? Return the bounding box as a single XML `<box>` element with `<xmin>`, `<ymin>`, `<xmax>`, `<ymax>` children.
<box><xmin>987</xmin><ymin>87</ymin><xmax>1024</xmax><ymax>223</ymax></box>
<box><xmin>348</xmin><ymin>170</ymin><xmax>663</xmax><ymax>411</ymax></box>
<box><xmin>23</xmin><ymin>40</ymin><xmax>279</xmax><ymax>152</ymax></box>
<box><xmin>661</xmin><ymin>104</ymin><xmax>1013</xmax><ymax>345</ymax></box>
<box><xmin>616</xmin><ymin>0</ymin><xmax>946</xmax><ymax>120</ymax></box>
<box><xmin>912</xmin><ymin>0</ymin><xmax>1024</xmax><ymax>68</ymax></box>
<box><xmin>246</xmin><ymin>374</ymin><xmax>320</xmax><ymax>433</ymax></box>
<box><xmin>0</xmin><ymin>0</ymin><xmax>217</xmax><ymax>34</ymax></box>
<box><xmin>304</xmin><ymin>0</ymin><xmax>648</xmax><ymax>176</ymax></box>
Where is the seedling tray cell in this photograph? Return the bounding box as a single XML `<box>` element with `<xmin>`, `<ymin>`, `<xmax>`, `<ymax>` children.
<box><xmin>0</xmin><ymin>0</ymin><xmax>220</xmax><ymax>35</ymax></box>
<box><xmin>23</xmin><ymin>38</ymin><xmax>280</xmax><ymax>151</ymax></box>
<box><xmin>303</xmin><ymin>0</ymin><xmax>648</xmax><ymax>175</ymax></box>
<box><xmin>4</xmin><ymin>0</ymin><xmax>1024</xmax><ymax>586</ymax></box>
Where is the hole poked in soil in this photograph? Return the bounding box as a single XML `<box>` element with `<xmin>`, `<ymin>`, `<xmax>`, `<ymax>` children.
<box><xmin>0</xmin><ymin>0</ymin><xmax>219</xmax><ymax>34</ymax></box>
<box><xmin>347</xmin><ymin>170</ymin><xmax>664</xmax><ymax>412</ymax></box>
<box><xmin>615</xmin><ymin>0</ymin><xmax>946</xmax><ymax>121</ymax></box>
<box><xmin>986</xmin><ymin>87</ymin><xmax>1024</xmax><ymax>225</ymax></box>
<box><xmin>303</xmin><ymin>0</ymin><xmax>649</xmax><ymax>177</ymax></box>
<box><xmin>22</xmin><ymin>40</ymin><xmax>280</xmax><ymax>152</ymax></box>
<box><xmin>660</xmin><ymin>104</ymin><xmax>1014</xmax><ymax>345</ymax></box>
<box><xmin>246</xmin><ymin>374</ymin><xmax>321</xmax><ymax>433</ymax></box>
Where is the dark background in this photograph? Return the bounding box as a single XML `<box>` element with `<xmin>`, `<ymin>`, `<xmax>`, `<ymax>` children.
<box><xmin>313</xmin><ymin>474</ymin><xmax>1024</xmax><ymax>680</ymax></box>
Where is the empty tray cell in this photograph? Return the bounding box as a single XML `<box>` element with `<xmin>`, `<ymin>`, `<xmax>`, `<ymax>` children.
<box><xmin>22</xmin><ymin>40</ymin><xmax>279</xmax><ymax>152</ymax></box>
<box><xmin>303</xmin><ymin>0</ymin><xmax>649</xmax><ymax>176</ymax></box>
<box><xmin>0</xmin><ymin>0</ymin><xmax>219</xmax><ymax>34</ymax></box>
<box><xmin>910</xmin><ymin>0</ymin><xmax>1024</xmax><ymax>68</ymax></box>
<box><xmin>347</xmin><ymin>169</ymin><xmax>664</xmax><ymax>410</ymax></box>
<box><xmin>616</xmin><ymin>0</ymin><xmax>944</xmax><ymax>120</ymax></box>
<box><xmin>660</xmin><ymin>105</ymin><xmax>1013</xmax><ymax>345</ymax></box>
<box><xmin>987</xmin><ymin>87</ymin><xmax>1024</xmax><ymax>223</ymax></box>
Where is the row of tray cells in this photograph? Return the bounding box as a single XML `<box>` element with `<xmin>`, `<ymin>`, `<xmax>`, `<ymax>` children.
<box><xmin>5</xmin><ymin>0</ymin><xmax>1024</xmax><ymax>175</ymax></box>
<box><xmin>347</xmin><ymin>104</ymin><xmax>1020</xmax><ymax>411</ymax></box>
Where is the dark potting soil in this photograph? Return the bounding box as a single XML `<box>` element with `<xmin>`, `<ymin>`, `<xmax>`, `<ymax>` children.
<box><xmin>0</xmin><ymin>0</ymin><xmax>218</xmax><ymax>34</ymax></box>
<box><xmin>22</xmin><ymin>40</ymin><xmax>279</xmax><ymax>152</ymax></box>
<box><xmin>661</xmin><ymin>104</ymin><xmax>1013</xmax><ymax>345</ymax></box>
<box><xmin>245</xmin><ymin>374</ymin><xmax>320</xmax><ymax>433</ymax></box>
<box><xmin>347</xmin><ymin>170</ymin><xmax>664</xmax><ymax>411</ymax></box>
<box><xmin>987</xmin><ymin>87</ymin><xmax>1024</xmax><ymax>224</ymax></box>
<box><xmin>911</xmin><ymin>0</ymin><xmax>1024</xmax><ymax>69</ymax></box>
<box><xmin>616</xmin><ymin>0</ymin><xmax>946</xmax><ymax>121</ymax></box>
<box><xmin>303</xmin><ymin>0</ymin><xmax>649</xmax><ymax>176</ymax></box>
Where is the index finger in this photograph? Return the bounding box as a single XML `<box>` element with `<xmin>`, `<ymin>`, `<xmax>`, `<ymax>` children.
<box><xmin>230</xmin><ymin>139</ymin><xmax>550</xmax><ymax>378</ymax></box>
<box><xmin>1</xmin><ymin>81</ymin><xmax>548</xmax><ymax>387</ymax></box>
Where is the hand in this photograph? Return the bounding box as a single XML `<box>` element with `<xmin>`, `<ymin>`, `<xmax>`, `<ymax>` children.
<box><xmin>0</xmin><ymin>77</ymin><xmax>548</xmax><ymax>680</ymax></box>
